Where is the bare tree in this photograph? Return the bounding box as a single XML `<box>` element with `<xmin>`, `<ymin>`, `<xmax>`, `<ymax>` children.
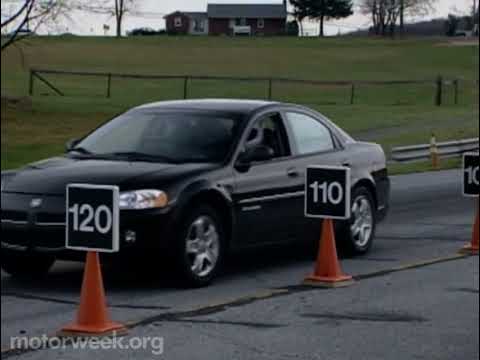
<box><xmin>359</xmin><ymin>0</ymin><xmax>436</xmax><ymax>36</ymax></box>
<box><xmin>399</xmin><ymin>0</ymin><xmax>404</xmax><ymax>34</ymax></box>
<box><xmin>1</xmin><ymin>1</ymin><xmax>67</xmax><ymax>51</ymax></box>
<box><xmin>292</xmin><ymin>2</ymin><xmax>309</xmax><ymax>36</ymax></box>
<box><xmin>79</xmin><ymin>0</ymin><xmax>138</xmax><ymax>37</ymax></box>
<box><xmin>473</xmin><ymin>0</ymin><xmax>479</xmax><ymax>30</ymax></box>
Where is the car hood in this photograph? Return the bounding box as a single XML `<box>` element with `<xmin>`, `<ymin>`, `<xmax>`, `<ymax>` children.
<box><xmin>2</xmin><ymin>156</ymin><xmax>218</xmax><ymax>196</ymax></box>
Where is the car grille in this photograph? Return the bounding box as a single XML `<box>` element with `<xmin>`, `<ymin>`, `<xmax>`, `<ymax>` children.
<box><xmin>1</xmin><ymin>229</ymin><xmax>31</xmax><ymax>247</ymax></box>
<box><xmin>1</xmin><ymin>211</ymin><xmax>65</xmax><ymax>226</ymax></box>
<box><xmin>1</xmin><ymin>193</ymin><xmax>67</xmax><ymax>249</ymax></box>
<box><xmin>36</xmin><ymin>212</ymin><xmax>66</xmax><ymax>226</ymax></box>
<box><xmin>1</xmin><ymin>210</ymin><xmax>28</xmax><ymax>223</ymax></box>
<box><xmin>2</xmin><ymin>227</ymin><xmax>66</xmax><ymax>249</ymax></box>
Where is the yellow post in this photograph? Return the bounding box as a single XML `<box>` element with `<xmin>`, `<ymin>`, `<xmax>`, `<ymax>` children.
<box><xmin>430</xmin><ymin>133</ymin><xmax>440</xmax><ymax>170</ymax></box>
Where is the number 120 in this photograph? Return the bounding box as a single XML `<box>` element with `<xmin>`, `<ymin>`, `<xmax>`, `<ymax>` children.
<box><xmin>69</xmin><ymin>204</ymin><xmax>113</xmax><ymax>234</ymax></box>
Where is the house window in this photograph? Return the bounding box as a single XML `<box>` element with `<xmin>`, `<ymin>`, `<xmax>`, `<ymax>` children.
<box><xmin>174</xmin><ymin>17</ymin><xmax>182</xmax><ymax>28</ymax></box>
<box><xmin>257</xmin><ymin>18</ymin><xmax>265</xmax><ymax>29</ymax></box>
<box><xmin>236</xmin><ymin>18</ymin><xmax>247</xmax><ymax>26</ymax></box>
<box><xmin>193</xmin><ymin>19</ymin><xmax>204</xmax><ymax>32</ymax></box>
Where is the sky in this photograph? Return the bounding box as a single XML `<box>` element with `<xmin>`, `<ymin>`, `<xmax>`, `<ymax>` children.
<box><xmin>1</xmin><ymin>0</ymin><xmax>476</xmax><ymax>36</ymax></box>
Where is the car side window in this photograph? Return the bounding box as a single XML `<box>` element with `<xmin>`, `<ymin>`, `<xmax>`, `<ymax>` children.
<box><xmin>245</xmin><ymin>113</ymin><xmax>290</xmax><ymax>159</ymax></box>
<box><xmin>285</xmin><ymin>112</ymin><xmax>335</xmax><ymax>155</ymax></box>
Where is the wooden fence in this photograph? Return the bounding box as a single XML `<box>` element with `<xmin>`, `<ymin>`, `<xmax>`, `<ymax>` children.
<box><xmin>28</xmin><ymin>68</ymin><xmax>479</xmax><ymax>106</ymax></box>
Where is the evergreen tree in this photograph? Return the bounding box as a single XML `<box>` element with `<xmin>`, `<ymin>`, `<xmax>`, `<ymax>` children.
<box><xmin>290</xmin><ymin>0</ymin><xmax>353</xmax><ymax>37</ymax></box>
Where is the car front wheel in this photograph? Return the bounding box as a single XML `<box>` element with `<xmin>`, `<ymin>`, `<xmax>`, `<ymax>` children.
<box><xmin>175</xmin><ymin>205</ymin><xmax>225</xmax><ymax>287</ymax></box>
<box><xmin>339</xmin><ymin>187</ymin><xmax>376</xmax><ymax>255</ymax></box>
<box><xmin>1</xmin><ymin>250</ymin><xmax>55</xmax><ymax>279</ymax></box>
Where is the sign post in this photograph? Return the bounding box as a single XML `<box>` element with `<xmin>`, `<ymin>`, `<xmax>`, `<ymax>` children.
<box><xmin>59</xmin><ymin>184</ymin><xmax>126</xmax><ymax>337</ymax></box>
<box><xmin>304</xmin><ymin>166</ymin><xmax>354</xmax><ymax>288</ymax></box>
<box><xmin>460</xmin><ymin>154</ymin><xmax>479</xmax><ymax>255</ymax></box>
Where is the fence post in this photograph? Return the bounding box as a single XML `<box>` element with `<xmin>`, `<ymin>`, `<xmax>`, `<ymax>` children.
<box><xmin>435</xmin><ymin>75</ymin><xmax>443</xmax><ymax>106</ymax></box>
<box><xmin>268</xmin><ymin>79</ymin><xmax>273</xmax><ymax>100</ymax></box>
<box><xmin>183</xmin><ymin>76</ymin><xmax>189</xmax><ymax>100</ymax></box>
<box><xmin>454</xmin><ymin>79</ymin><xmax>459</xmax><ymax>105</ymax></box>
<box><xmin>106</xmin><ymin>74</ymin><xmax>112</xmax><ymax>98</ymax></box>
<box><xmin>350</xmin><ymin>83</ymin><xmax>356</xmax><ymax>105</ymax></box>
<box><xmin>29</xmin><ymin>70</ymin><xmax>35</xmax><ymax>96</ymax></box>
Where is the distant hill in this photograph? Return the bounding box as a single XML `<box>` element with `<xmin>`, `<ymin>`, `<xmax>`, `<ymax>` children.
<box><xmin>346</xmin><ymin>18</ymin><xmax>448</xmax><ymax>37</ymax></box>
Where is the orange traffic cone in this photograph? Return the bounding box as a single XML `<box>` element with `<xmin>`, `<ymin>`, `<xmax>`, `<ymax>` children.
<box><xmin>304</xmin><ymin>219</ymin><xmax>355</xmax><ymax>288</ymax></box>
<box><xmin>59</xmin><ymin>252</ymin><xmax>127</xmax><ymax>337</ymax></box>
<box><xmin>460</xmin><ymin>202</ymin><xmax>479</xmax><ymax>255</ymax></box>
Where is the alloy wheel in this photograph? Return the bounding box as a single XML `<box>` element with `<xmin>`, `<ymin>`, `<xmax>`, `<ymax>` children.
<box><xmin>185</xmin><ymin>216</ymin><xmax>220</xmax><ymax>278</ymax></box>
<box><xmin>350</xmin><ymin>195</ymin><xmax>374</xmax><ymax>248</ymax></box>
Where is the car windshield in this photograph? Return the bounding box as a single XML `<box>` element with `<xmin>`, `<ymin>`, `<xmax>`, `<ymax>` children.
<box><xmin>72</xmin><ymin>110</ymin><xmax>241</xmax><ymax>163</ymax></box>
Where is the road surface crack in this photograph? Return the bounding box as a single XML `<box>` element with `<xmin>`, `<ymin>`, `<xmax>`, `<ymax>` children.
<box><xmin>301</xmin><ymin>311</ymin><xmax>428</xmax><ymax>323</ymax></box>
<box><xmin>1</xmin><ymin>292</ymin><xmax>170</xmax><ymax>310</ymax></box>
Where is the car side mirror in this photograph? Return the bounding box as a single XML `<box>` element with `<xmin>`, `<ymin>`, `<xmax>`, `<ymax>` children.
<box><xmin>65</xmin><ymin>138</ymin><xmax>80</xmax><ymax>151</ymax></box>
<box><xmin>238</xmin><ymin>145</ymin><xmax>275</xmax><ymax>165</ymax></box>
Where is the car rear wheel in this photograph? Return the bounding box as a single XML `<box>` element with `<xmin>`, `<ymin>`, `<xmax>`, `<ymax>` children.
<box><xmin>338</xmin><ymin>187</ymin><xmax>376</xmax><ymax>255</ymax></box>
<box><xmin>1</xmin><ymin>250</ymin><xmax>55</xmax><ymax>279</ymax></box>
<box><xmin>175</xmin><ymin>205</ymin><xmax>225</xmax><ymax>287</ymax></box>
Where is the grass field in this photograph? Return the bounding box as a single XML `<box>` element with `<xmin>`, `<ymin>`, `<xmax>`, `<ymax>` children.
<box><xmin>1</xmin><ymin>36</ymin><xmax>479</xmax><ymax>171</ymax></box>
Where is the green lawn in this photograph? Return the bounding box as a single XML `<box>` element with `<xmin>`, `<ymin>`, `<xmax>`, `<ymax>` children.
<box><xmin>388</xmin><ymin>157</ymin><xmax>463</xmax><ymax>176</ymax></box>
<box><xmin>1</xmin><ymin>36</ymin><xmax>479</xmax><ymax>170</ymax></box>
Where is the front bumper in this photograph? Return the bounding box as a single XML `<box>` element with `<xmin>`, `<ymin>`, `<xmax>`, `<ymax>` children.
<box><xmin>373</xmin><ymin>169</ymin><xmax>391</xmax><ymax>223</ymax></box>
<box><xmin>1</xmin><ymin>192</ymin><xmax>177</xmax><ymax>261</ymax></box>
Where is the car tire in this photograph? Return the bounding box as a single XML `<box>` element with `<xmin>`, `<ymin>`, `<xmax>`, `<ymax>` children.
<box><xmin>1</xmin><ymin>250</ymin><xmax>55</xmax><ymax>279</ymax></box>
<box><xmin>174</xmin><ymin>205</ymin><xmax>225</xmax><ymax>287</ymax></box>
<box><xmin>338</xmin><ymin>186</ymin><xmax>376</xmax><ymax>256</ymax></box>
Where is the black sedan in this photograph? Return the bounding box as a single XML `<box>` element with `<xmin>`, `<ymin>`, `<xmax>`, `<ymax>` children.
<box><xmin>1</xmin><ymin>100</ymin><xmax>390</xmax><ymax>286</ymax></box>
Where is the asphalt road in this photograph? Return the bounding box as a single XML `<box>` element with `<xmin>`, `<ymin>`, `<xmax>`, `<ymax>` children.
<box><xmin>1</xmin><ymin>169</ymin><xmax>479</xmax><ymax>359</ymax></box>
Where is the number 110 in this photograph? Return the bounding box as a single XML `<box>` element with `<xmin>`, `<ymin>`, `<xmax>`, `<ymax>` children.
<box><xmin>310</xmin><ymin>181</ymin><xmax>344</xmax><ymax>205</ymax></box>
<box><xmin>466</xmin><ymin>166</ymin><xmax>479</xmax><ymax>186</ymax></box>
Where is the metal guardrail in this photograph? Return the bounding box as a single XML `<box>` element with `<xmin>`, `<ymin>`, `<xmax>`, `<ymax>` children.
<box><xmin>391</xmin><ymin>138</ymin><xmax>479</xmax><ymax>162</ymax></box>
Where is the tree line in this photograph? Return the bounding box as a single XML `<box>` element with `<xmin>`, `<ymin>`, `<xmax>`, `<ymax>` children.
<box><xmin>291</xmin><ymin>0</ymin><xmax>438</xmax><ymax>37</ymax></box>
<box><xmin>1</xmin><ymin>0</ymin><xmax>478</xmax><ymax>52</ymax></box>
<box><xmin>1</xmin><ymin>0</ymin><xmax>137</xmax><ymax>51</ymax></box>
<box><xmin>445</xmin><ymin>10</ymin><xmax>480</xmax><ymax>37</ymax></box>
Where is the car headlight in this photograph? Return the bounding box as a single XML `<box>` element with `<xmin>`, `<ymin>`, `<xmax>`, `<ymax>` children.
<box><xmin>119</xmin><ymin>190</ymin><xmax>169</xmax><ymax>210</ymax></box>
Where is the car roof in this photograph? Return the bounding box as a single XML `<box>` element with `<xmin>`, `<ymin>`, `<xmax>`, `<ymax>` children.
<box><xmin>134</xmin><ymin>99</ymin><xmax>280</xmax><ymax>115</ymax></box>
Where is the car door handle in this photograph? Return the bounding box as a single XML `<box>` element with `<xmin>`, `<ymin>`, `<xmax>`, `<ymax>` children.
<box><xmin>287</xmin><ymin>168</ymin><xmax>300</xmax><ymax>178</ymax></box>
